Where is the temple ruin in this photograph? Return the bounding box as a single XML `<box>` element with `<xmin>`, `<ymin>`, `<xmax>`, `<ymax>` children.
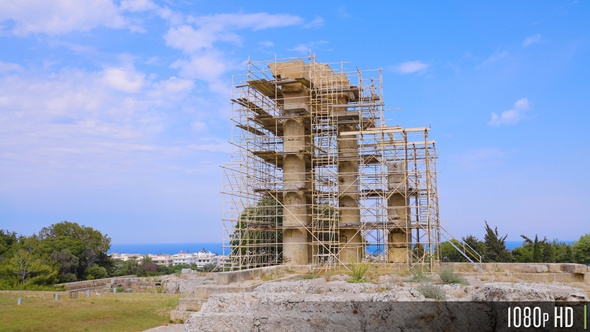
<box><xmin>222</xmin><ymin>55</ymin><xmax>442</xmax><ymax>270</ymax></box>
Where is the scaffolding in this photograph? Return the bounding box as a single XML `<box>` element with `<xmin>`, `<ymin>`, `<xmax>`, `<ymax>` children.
<box><xmin>222</xmin><ymin>55</ymin><xmax>441</xmax><ymax>271</ymax></box>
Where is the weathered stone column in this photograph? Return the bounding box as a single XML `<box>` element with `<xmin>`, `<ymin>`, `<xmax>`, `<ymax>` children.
<box><xmin>387</xmin><ymin>161</ymin><xmax>410</xmax><ymax>263</ymax></box>
<box><xmin>269</xmin><ymin>61</ymin><xmax>312</xmax><ymax>265</ymax></box>
<box><xmin>338</xmin><ymin>124</ymin><xmax>362</xmax><ymax>263</ymax></box>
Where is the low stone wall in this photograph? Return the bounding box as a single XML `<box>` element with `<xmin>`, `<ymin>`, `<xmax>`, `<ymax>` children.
<box><xmin>445</xmin><ymin>262</ymin><xmax>589</xmax><ymax>273</ymax></box>
<box><xmin>59</xmin><ymin>275</ymin><xmax>140</xmax><ymax>291</ymax></box>
<box><xmin>440</xmin><ymin>263</ymin><xmax>590</xmax><ymax>282</ymax></box>
<box><xmin>442</xmin><ymin>262</ymin><xmax>590</xmax><ymax>283</ymax></box>
<box><xmin>215</xmin><ymin>265</ymin><xmax>311</xmax><ymax>285</ymax></box>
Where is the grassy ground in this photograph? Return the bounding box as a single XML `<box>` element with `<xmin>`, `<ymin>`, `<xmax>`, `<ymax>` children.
<box><xmin>0</xmin><ymin>291</ymin><xmax>181</xmax><ymax>332</ymax></box>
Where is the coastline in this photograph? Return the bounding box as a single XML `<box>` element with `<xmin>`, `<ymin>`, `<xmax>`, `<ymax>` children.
<box><xmin>107</xmin><ymin>240</ymin><xmax>574</xmax><ymax>256</ymax></box>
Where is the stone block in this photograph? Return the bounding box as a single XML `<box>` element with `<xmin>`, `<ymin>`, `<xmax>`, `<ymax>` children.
<box><xmin>518</xmin><ymin>264</ymin><xmax>548</xmax><ymax>273</ymax></box>
<box><xmin>170</xmin><ymin>310</ymin><xmax>192</xmax><ymax>323</ymax></box>
<box><xmin>563</xmin><ymin>263</ymin><xmax>587</xmax><ymax>274</ymax></box>
<box><xmin>178</xmin><ymin>298</ymin><xmax>206</xmax><ymax>312</ymax></box>
<box><xmin>547</xmin><ymin>264</ymin><xmax>562</xmax><ymax>273</ymax></box>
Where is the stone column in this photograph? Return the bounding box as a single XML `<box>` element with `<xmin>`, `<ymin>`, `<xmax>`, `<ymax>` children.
<box><xmin>281</xmin><ymin>80</ymin><xmax>311</xmax><ymax>265</ymax></box>
<box><xmin>387</xmin><ymin>161</ymin><xmax>410</xmax><ymax>263</ymax></box>
<box><xmin>338</xmin><ymin>124</ymin><xmax>362</xmax><ymax>263</ymax></box>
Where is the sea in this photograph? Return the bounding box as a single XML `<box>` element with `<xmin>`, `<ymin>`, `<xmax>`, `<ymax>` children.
<box><xmin>108</xmin><ymin>240</ymin><xmax>550</xmax><ymax>256</ymax></box>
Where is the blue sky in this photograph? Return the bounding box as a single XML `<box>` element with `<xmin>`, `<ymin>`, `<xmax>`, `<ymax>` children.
<box><xmin>1</xmin><ymin>1</ymin><xmax>588</xmax><ymax>244</ymax></box>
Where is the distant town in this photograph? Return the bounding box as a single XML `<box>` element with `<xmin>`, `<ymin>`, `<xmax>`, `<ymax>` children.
<box><xmin>110</xmin><ymin>249</ymin><xmax>228</xmax><ymax>269</ymax></box>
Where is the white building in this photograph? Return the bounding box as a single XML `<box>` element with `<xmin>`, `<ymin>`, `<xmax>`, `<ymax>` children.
<box><xmin>111</xmin><ymin>250</ymin><xmax>221</xmax><ymax>269</ymax></box>
<box><xmin>110</xmin><ymin>253</ymin><xmax>142</xmax><ymax>262</ymax></box>
<box><xmin>193</xmin><ymin>250</ymin><xmax>219</xmax><ymax>268</ymax></box>
<box><xmin>149</xmin><ymin>254</ymin><xmax>173</xmax><ymax>267</ymax></box>
<box><xmin>171</xmin><ymin>250</ymin><xmax>219</xmax><ymax>268</ymax></box>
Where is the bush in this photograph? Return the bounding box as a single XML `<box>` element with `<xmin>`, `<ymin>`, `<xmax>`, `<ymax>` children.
<box><xmin>438</xmin><ymin>267</ymin><xmax>468</xmax><ymax>284</ymax></box>
<box><xmin>409</xmin><ymin>271</ymin><xmax>430</xmax><ymax>282</ymax></box>
<box><xmin>58</xmin><ymin>273</ymin><xmax>78</xmax><ymax>283</ymax></box>
<box><xmin>137</xmin><ymin>262</ymin><xmax>159</xmax><ymax>277</ymax></box>
<box><xmin>347</xmin><ymin>263</ymin><xmax>370</xmax><ymax>283</ymax></box>
<box><xmin>85</xmin><ymin>265</ymin><xmax>107</xmax><ymax>280</ymax></box>
<box><xmin>201</xmin><ymin>264</ymin><xmax>217</xmax><ymax>272</ymax></box>
<box><xmin>417</xmin><ymin>284</ymin><xmax>446</xmax><ymax>300</ymax></box>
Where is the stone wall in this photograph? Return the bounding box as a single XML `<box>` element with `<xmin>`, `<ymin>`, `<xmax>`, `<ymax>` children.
<box><xmin>443</xmin><ymin>262</ymin><xmax>590</xmax><ymax>283</ymax></box>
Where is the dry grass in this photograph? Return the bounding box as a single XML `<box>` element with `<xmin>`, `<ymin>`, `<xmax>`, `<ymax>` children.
<box><xmin>0</xmin><ymin>290</ymin><xmax>181</xmax><ymax>332</ymax></box>
<box><xmin>417</xmin><ymin>284</ymin><xmax>446</xmax><ymax>300</ymax></box>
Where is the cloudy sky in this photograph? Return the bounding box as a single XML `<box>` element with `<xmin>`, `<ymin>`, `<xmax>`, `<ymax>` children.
<box><xmin>1</xmin><ymin>1</ymin><xmax>588</xmax><ymax>244</ymax></box>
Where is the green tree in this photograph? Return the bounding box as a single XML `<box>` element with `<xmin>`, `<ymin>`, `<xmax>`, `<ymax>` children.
<box><xmin>512</xmin><ymin>235</ymin><xmax>533</xmax><ymax>263</ymax></box>
<box><xmin>230</xmin><ymin>195</ymin><xmax>283</xmax><ymax>267</ymax></box>
<box><xmin>85</xmin><ymin>265</ymin><xmax>108</xmax><ymax>280</ymax></box>
<box><xmin>38</xmin><ymin>221</ymin><xmax>111</xmax><ymax>279</ymax></box>
<box><xmin>572</xmin><ymin>234</ymin><xmax>590</xmax><ymax>264</ymax></box>
<box><xmin>463</xmin><ymin>235</ymin><xmax>486</xmax><ymax>261</ymax></box>
<box><xmin>439</xmin><ymin>240</ymin><xmax>467</xmax><ymax>262</ymax></box>
<box><xmin>542</xmin><ymin>241</ymin><xmax>556</xmax><ymax>263</ymax></box>
<box><xmin>438</xmin><ymin>235</ymin><xmax>485</xmax><ymax>263</ymax></box>
<box><xmin>50</xmin><ymin>249</ymin><xmax>80</xmax><ymax>282</ymax></box>
<box><xmin>483</xmin><ymin>221</ymin><xmax>511</xmax><ymax>262</ymax></box>
<box><xmin>113</xmin><ymin>256</ymin><xmax>139</xmax><ymax>276</ymax></box>
<box><xmin>532</xmin><ymin>235</ymin><xmax>542</xmax><ymax>263</ymax></box>
<box><xmin>0</xmin><ymin>230</ymin><xmax>19</xmax><ymax>260</ymax></box>
<box><xmin>511</xmin><ymin>246</ymin><xmax>532</xmax><ymax>263</ymax></box>
<box><xmin>137</xmin><ymin>255</ymin><xmax>158</xmax><ymax>276</ymax></box>
<box><xmin>564</xmin><ymin>246</ymin><xmax>574</xmax><ymax>262</ymax></box>
<box><xmin>1</xmin><ymin>238</ymin><xmax>58</xmax><ymax>287</ymax></box>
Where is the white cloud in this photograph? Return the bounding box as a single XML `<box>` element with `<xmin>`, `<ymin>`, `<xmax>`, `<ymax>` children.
<box><xmin>0</xmin><ymin>0</ymin><xmax>134</xmax><ymax>36</ymax></box>
<box><xmin>164</xmin><ymin>25</ymin><xmax>222</xmax><ymax>53</ymax></box>
<box><xmin>188</xmin><ymin>138</ymin><xmax>232</xmax><ymax>153</ymax></box>
<box><xmin>165</xmin><ymin>13</ymin><xmax>306</xmax><ymax>55</ymax></box>
<box><xmin>258</xmin><ymin>41</ymin><xmax>274</xmax><ymax>48</ymax></box>
<box><xmin>488</xmin><ymin>97</ymin><xmax>531</xmax><ymax>126</ymax></box>
<box><xmin>522</xmin><ymin>34</ymin><xmax>542</xmax><ymax>47</ymax></box>
<box><xmin>101</xmin><ymin>68</ymin><xmax>145</xmax><ymax>93</ymax></box>
<box><xmin>289</xmin><ymin>41</ymin><xmax>329</xmax><ymax>54</ymax></box>
<box><xmin>392</xmin><ymin>60</ymin><xmax>430</xmax><ymax>74</ymax></box>
<box><xmin>337</xmin><ymin>7</ymin><xmax>351</xmax><ymax>19</ymax></box>
<box><xmin>120</xmin><ymin>0</ymin><xmax>157</xmax><ymax>12</ymax></box>
<box><xmin>0</xmin><ymin>61</ymin><xmax>23</xmax><ymax>72</ymax></box>
<box><xmin>189</xmin><ymin>13</ymin><xmax>304</xmax><ymax>31</ymax></box>
<box><xmin>0</xmin><ymin>65</ymin><xmax>216</xmax><ymax>184</ymax></box>
<box><xmin>304</xmin><ymin>16</ymin><xmax>325</xmax><ymax>29</ymax></box>
<box><xmin>171</xmin><ymin>51</ymin><xmax>228</xmax><ymax>83</ymax></box>
<box><xmin>191</xmin><ymin>121</ymin><xmax>207</xmax><ymax>132</ymax></box>
<box><xmin>481</xmin><ymin>50</ymin><xmax>508</xmax><ymax>65</ymax></box>
<box><xmin>164</xmin><ymin>12</ymin><xmax>306</xmax><ymax>92</ymax></box>
<box><xmin>149</xmin><ymin>76</ymin><xmax>194</xmax><ymax>96</ymax></box>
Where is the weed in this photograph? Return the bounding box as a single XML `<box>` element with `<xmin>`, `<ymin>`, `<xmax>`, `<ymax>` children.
<box><xmin>438</xmin><ymin>267</ymin><xmax>468</xmax><ymax>285</ymax></box>
<box><xmin>377</xmin><ymin>283</ymin><xmax>392</xmax><ymax>292</ymax></box>
<box><xmin>347</xmin><ymin>263</ymin><xmax>370</xmax><ymax>283</ymax></box>
<box><xmin>408</xmin><ymin>271</ymin><xmax>430</xmax><ymax>283</ymax></box>
<box><xmin>302</xmin><ymin>273</ymin><xmax>318</xmax><ymax>280</ymax></box>
<box><xmin>260</xmin><ymin>273</ymin><xmax>277</xmax><ymax>282</ymax></box>
<box><xmin>417</xmin><ymin>284</ymin><xmax>446</xmax><ymax>300</ymax></box>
